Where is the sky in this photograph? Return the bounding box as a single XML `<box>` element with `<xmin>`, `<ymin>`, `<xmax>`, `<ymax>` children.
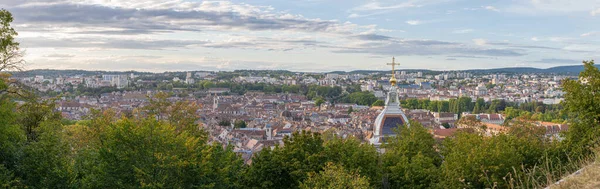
<box><xmin>3</xmin><ymin>0</ymin><xmax>600</xmax><ymax>72</ymax></box>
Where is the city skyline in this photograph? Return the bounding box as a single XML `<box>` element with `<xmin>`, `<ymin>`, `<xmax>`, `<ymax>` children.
<box><xmin>3</xmin><ymin>0</ymin><xmax>600</xmax><ymax>72</ymax></box>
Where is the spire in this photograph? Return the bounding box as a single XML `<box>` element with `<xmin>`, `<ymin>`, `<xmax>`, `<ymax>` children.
<box><xmin>386</xmin><ymin>57</ymin><xmax>400</xmax><ymax>86</ymax></box>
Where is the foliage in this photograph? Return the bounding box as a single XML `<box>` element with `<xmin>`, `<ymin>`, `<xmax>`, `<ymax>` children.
<box><xmin>71</xmin><ymin>105</ymin><xmax>242</xmax><ymax>188</ymax></box>
<box><xmin>382</xmin><ymin>121</ymin><xmax>441</xmax><ymax>189</ymax></box>
<box><xmin>234</xmin><ymin>120</ymin><xmax>247</xmax><ymax>128</ymax></box>
<box><xmin>322</xmin><ymin>136</ymin><xmax>379</xmax><ymax>186</ymax></box>
<box><xmin>245</xmin><ymin>131</ymin><xmax>381</xmax><ymax>188</ymax></box>
<box><xmin>0</xmin><ymin>9</ymin><xmax>24</xmax><ymax>72</ymax></box>
<box><xmin>342</xmin><ymin>91</ymin><xmax>378</xmax><ymax>106</ymax></box>
<box><xmin>561</xmin><ymin>60</ymin><xmax>600</xmax><ymax>158</ymax></box>
<box><xmin>440</xmin><ymin>132</ymin><xmax>522</xmax><ymax>188</ymax></box>
<box><xmin>244</xmin><ymin>131</ymin><xmax>326</xmax><ymax>189</ymax></box>
<box><xmin>314</xmin><ymin>97</ymin><xmax>325</xmax><ymax>108</ymax></box>
<box><xmin>17</xmin><ymin>98</ymin><xmax>61</xmax><ymax>142</ymax></box>
<box><xmin>218</xmin><ymin>120</ymin><xmax>231</xmax><ymax>127</ymax></box>
<box><xmin>0</xmin><ymin>96</ymin><xmax>23</xmax><ymax>180</ymax></box>
<box><xmin>372</xmin><ymin>99</ymin><xmax>385</xmax><ymax>106</ymax></box>
<box><xmin>19</xmin><ymin>120</ymin><xmax>74</xmax><ymax>188</ymax></box>
<box><xmin>300</xmin><ymin>162</ymin><xmax>371</xmax><ymax>189</ymax></box>
<box><xmin>141</xmin><ymin>92</ymin><xmax>202</xmax><ymax>134</ymax></box>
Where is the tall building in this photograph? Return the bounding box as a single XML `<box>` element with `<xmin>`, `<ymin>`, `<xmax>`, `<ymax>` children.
<box><xmin>185</xmin><ymin>72</ymin><xmax>195</xmax><ymax>84</ymax></box>
<box><xmin>370</xmin><ymin>58</ymin><xmax>410</xmax><ymax>147</ymax></box>
<box><xmin>102</xmin><ymin>75</ymin><xmax>129</xmax><ymax>89</ymax></box>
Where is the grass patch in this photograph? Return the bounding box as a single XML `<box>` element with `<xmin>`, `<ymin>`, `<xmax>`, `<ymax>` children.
<box><xmin>549</xmin><ymin>154</ymin><xmax>600</xmax><ymax>189</ymax></box>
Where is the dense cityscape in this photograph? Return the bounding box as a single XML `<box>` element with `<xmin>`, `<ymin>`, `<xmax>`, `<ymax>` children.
<box><xmin>12</xmin><ymin>66</ymin><xmax>573</xmax><ymax>163</ymax></box>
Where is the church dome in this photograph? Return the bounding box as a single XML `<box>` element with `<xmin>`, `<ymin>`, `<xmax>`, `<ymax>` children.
<box><xmin>389</xmin><ymin>76</ymin><xmax>397</xmax><ymax>86</ymax></box>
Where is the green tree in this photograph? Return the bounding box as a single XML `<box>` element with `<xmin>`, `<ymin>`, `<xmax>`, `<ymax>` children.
<box><xmin>315</xmin><ymin>97</ymin><xmax>325</xmax><ymax>109</ymax></box>
<box><xmin>344</xmin><ymin>92</ymin><xmax>378</xmax><ymax>106</ymax></box>
<box><xmin>74</xmin><ymin>116</ymin><xmax>243</xmax><ymax>188</ymax></box>
<box><xmin>17</xmin><ymin>98</ymin><xmax>61</xmax><ymax>142</ymax></box>
<box><xmin>142</xmin><ymin>92</ymin><xmax>201</xmax><ymax>134</ymax></box>
<box><xmin>0</xmin><ymin>164</ymin><xmax>19</xmax><ymax>187</ymax></box>
<box><xmin>300</xmin><ymin>162</ymin><xmax>371</xmax><ymax>189</ymax></box>
<box><xmin>382</xmin><ymin>121</ymin><xmax>441</xmax><ymax>189</ymax></box>
<box><xmin>372</xmin><ymin>100</ymin><xmax>385</xmax><ymax>107</ymax></box>
<box><xmin>234</xmin><ymin>120</ymin><xmax>247</xmax><ymax>128</ymax></box>
<box><xmin>0</xmin><ymin>9</ymin><xmax>24</xmax><ymax>73</ymax></box>
<box><xmin>219</xmin><ymin>120</ymin><xmax>231</xmax><ymax>127</ymax></box>
<box><xmin>473</xmin><ymin>98</ymin><xmax>485</xmax><ymax>114</ymax></box>
<box><xmin>440</xmin><ymin>132</ymin><xmax>526</xmax><ymax>188</ymax></box>
<box><xmin>561</xmin><ymin>60</ymin><xmax>600</xmax><ymax>158</ymax></box>
<box><xmin>244</xmin><ymin>131</ymin><xmax>326</xmax><ymax>189</ymax></box>
<box><xmin>323</xmin><ymin>136</ymin><xmax>379</xmax><ymax>187</ymax></box>
<box><xmin>19</xmin><ymin>120</ymin><xmax>74</xmax><ymax>188</ymax></box>
<box><xmin>0</xmin><ymin>96</ymin><xmax>23</xmax><ymax>187</ymax></box>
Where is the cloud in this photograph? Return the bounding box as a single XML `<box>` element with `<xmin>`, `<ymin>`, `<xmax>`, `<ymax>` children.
<box><xmin>509</xmin><ymin>45</ymin><xmax>559</xmax><ymax>50</ymax></box>
<box><xmin>452</xmin><ymin>29</ymin><xmax>474</xmax><ymax>34</ymax></box>
<box><xmin>347</xmin><ymin>0</ymin><xmax>456</xmax><ymax>18</ymax></box>
<box><xmin>8</xmin><ymin>1</ymin><xmax>371</xmax><ymax>36</ymax></box>
<box><xmin>531</xmin><ymin>37</ymin><xmax>539</xmax><ymax>41</ymax></box>
<box><xmin>333</xmin><ymin>39</ymin><xmax>525</xmax><ymax>57</ymax></box>
<box><xmin>20</xmin><ymin>35</ymin><xmax>329</xmax><ymax>52</ymax></box>
<box><xmin>592</xmin><ymin>8</ymin><xmax>600</xmax><ymax>16</ymax></box>
<box><xmin>506</xmin><ymin>0</ymin><xmax>600</xmax><ymax>15</ymax></box>
<box><xmin>534</xmin><ymin>58</ymin><xmax>580</xmax><ymax>64</ymax></box>
<box><xmin>448</xmin><ymin>55</ymin><xmax>499</xmax><ymax>60</ymax></box>
<box><xmin>351</xmin><ymin>34</ymin><xmax>392</xmax><ymax>41</ymax></box>
<box><xmin>352</xmin><ymin>2</ymin><xmax>417</xmax><ymax>11</ymax></box>
<box><xmin>43</xmin><ymin>53</ymin><xmax>75</xmax><ymax>58</ymax></box>
<box><xmin>406</xmin><ymin>20</ymin><xmax>422</xmax><ymax>25</ymax></box>
<box><xmin>581</xmin><ymin>31</ymin><xmax>599</xmax><ymax>37</ymax></box>
<box><xmin>21</xmin><ymin>37</ymin><xmax>202</xmax><ymax>50</ymax></box>
<box><xmin>473</xmin><ymin>38</ymin><xmax>487</xmax><ymax>46</ymax></box>
<box><xmin>28</xmin><ymin>55</ymin><xmax>335</xmax><ymax>72</ymax></box>
<box><xmin>7</xmin><ymin>0</ymin><xmax>388</xmax><ymax>55</ymax></box>
<box><xmin>484</xmin><ymin>6</ymin><xmax>500</xmax><ymax>12</ymax></box>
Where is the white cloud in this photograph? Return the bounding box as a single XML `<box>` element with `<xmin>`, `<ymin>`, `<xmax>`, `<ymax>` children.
<box><xmin>591</xmin><ymin>8</ymin><xmax>600</xmax><ymax>16</ymax></box>
<box><xmin>406</xmin><ymin>20</ymin><xmax>421</xmax><ymax>25</ymax></box>
<box><xmin>453</xmin><ymin>29</ymin><xmax>474</xmax><ymax>34</ymax></box>
<box><xmin>348</xmin><ymin>0</ymin><xmax>450</xmax><ymax>18</ymax></box>
<box><xmin>352</xmin><ymin>1</ymin><xmax>417</xmax><ymax>11</ymax></box>
<box><xmin>506</xmin><ymin>0</ymin><xmax>600</xmax><ymax>15</ymax></box>
<box><xmin>531</xmin><ymin>37</ymin><xmax>539</xmax><ymax>41</ymax></box>
<box><xmin>581</xmin><ymin>31</ymin><xmax>599</xmax><ymax>37</ymax></box>
<box><xmin>473</xmin><ymin>38</ymin><xmax>487</xmax><ymax>46</ymax></box>
<box><xmin>484</xmin><ymin>6</ymin><xmax>499</xmax><ymax>12</ymax></box>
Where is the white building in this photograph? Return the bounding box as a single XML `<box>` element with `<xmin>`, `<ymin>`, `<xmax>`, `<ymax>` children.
<box><xmin>370</xmin><ymin>73</ymin><xmax>409</xmax><ymax>147</ymax></box>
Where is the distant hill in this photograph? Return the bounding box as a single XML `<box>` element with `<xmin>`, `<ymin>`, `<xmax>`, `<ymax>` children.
<box><xmin>11</xmin><ymin>69</ymin><xmax>153</xmax><ymax>78</ymax></box>
<box><xmin>10</xmin><ymin>64</ymin><xmax>600</xmax><ymax>77</ymax></box>
<box><xmin>463</xmin><ymin>65</ymin><xmax>600</xmax><ymax>75</ymax></box>
<box><xmin>337</xmin><ymin>65</ymin><xmax>599</xmax><ymax>75</ymax></box>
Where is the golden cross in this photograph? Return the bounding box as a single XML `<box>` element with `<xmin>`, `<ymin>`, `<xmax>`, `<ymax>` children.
<box><xmin>386</xmin><ymin>57</ymin><xmax>400</xmax><ymax>75</ymax></box>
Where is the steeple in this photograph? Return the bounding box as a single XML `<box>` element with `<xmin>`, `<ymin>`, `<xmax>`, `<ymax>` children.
<box><xmin>386</xmin><ymin>57</ymin><xmax>400</xmax><ymax>86</ymax></box>
<box><xmin>371</xmin><ymin>57</ymin><xmax>409</xmax><ymax>147</ymax></box>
